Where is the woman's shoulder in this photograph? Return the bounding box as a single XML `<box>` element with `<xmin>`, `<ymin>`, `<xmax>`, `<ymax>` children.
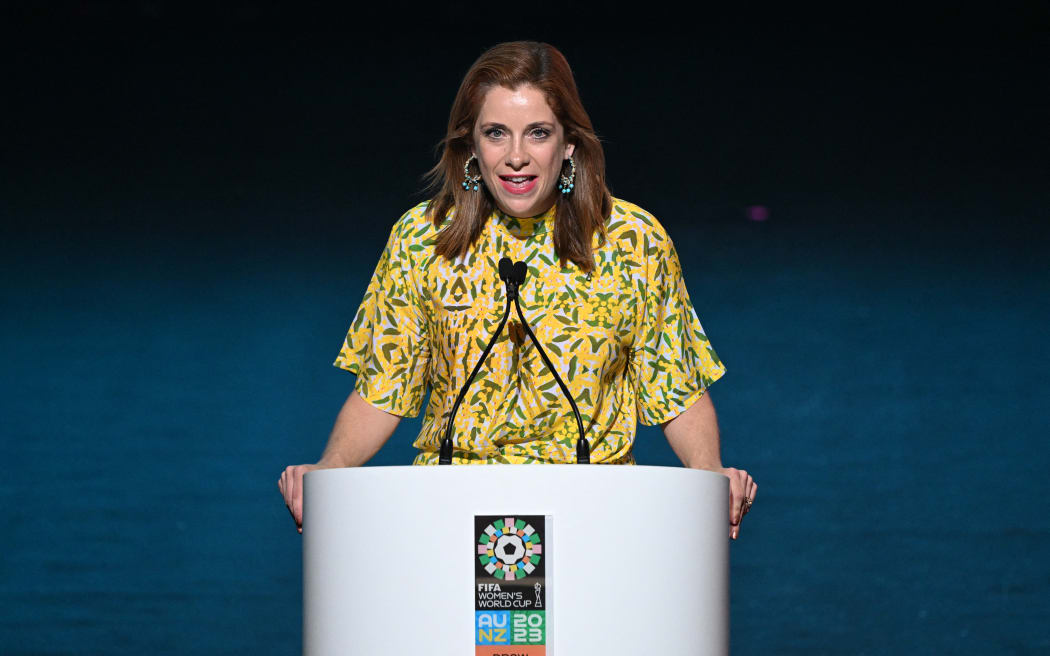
<box><xmin>605</xmin><ymin>196</ymin><xmax>673</xmax><ymax>253</ymax></box>
<box><xmin>385</xmin><ymin>200</ymin><xmax>442</xmax><ymax>247</ymax></box>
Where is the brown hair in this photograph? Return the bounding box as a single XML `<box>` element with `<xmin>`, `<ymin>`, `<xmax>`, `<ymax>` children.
<box><xmin>423</xmin><ymin>41</ymin><xmax>612</xmax><ymax>273</ymax></box>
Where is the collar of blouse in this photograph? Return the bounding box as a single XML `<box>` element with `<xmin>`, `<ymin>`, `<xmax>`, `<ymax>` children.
<box><xmin>492</xmin><ymin>202</ymin><xmax>558</xmax><ymax>240</ymax></box>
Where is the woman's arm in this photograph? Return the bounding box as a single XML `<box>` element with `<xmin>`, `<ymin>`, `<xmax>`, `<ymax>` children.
<box><xmin>661</xmin><ymin>391</ymin><xmax>722</xmax><ymax>470</ymax></box>
<box><xmin>662</xmin><ymin>391</ymin><xmax>756</xmax><ymax>540</ymax></box>
<box><xmin>278</xmin><ymin>389</ymin><xmax>402</xmax><ymax>533</ymax></box>
<box><xmin>318</xmin><ymin>389</ymin><xmax>402</xmax><ymax>468</ymax></box>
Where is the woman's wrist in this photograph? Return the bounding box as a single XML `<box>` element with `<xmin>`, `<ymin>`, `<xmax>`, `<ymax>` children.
<box><xmin>315</xmin><ymin>456</ymin><xmax>346</xmax><ymax>469</ymax></box>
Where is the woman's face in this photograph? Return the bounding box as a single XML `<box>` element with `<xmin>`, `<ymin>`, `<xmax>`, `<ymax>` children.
<box><xmin>473</xmin><ymin>84</ymin><xmax>575</xmax><ymax>218</ymax></box>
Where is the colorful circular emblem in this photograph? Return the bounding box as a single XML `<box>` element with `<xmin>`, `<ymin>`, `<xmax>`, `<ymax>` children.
<box><xmin>477</xmin><ymin>517</ymin><xmax>543</xmax><ymax>580</ymax></box>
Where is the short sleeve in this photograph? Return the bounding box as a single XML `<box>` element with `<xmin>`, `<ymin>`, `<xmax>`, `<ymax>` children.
<box><xmin>631</xmin><ymin>221</ymin><xmax>726</xmax><ymax>426</ymax></box>
<box><xmin>333</xmin><ymin>217</ymin><xmax>431</xmax><ymax>417</ymax></box>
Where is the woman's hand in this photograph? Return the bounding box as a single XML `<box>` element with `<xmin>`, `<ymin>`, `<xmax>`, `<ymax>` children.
<box><xmin>278</xmin><ymin>390</ymin><xmax>403</xmax><ymax>534</ymax></box>
<box><xmin>278</xmin><ymin>463</ymin><xmax>325</xmax><ymax>534</ymax></box>
<box><xmin>719</xmin><ymin>466</ymin><xmax>756</xmax><ymax>540</ymax></box>
<box><xmin>661</xmin><ymin>393</ymin><xmax>757</xmax><ymax>541</ymax></box>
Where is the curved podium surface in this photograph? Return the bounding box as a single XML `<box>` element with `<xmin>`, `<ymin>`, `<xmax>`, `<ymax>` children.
<box><xmin>303</xmin><ymin>465</ymin><xmax>729</xmax><ymax>655</ymax></box>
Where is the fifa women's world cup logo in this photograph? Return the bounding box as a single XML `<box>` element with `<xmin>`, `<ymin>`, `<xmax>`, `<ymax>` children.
<box><xmin>475</xmin><ymin>515</ymin><xmax>548</xmax><ymax>654</ymax></box>
<box><xmin>477</xmin><ymin>517</ymin><xmax>543</xmax><ymax>580</ymax></box>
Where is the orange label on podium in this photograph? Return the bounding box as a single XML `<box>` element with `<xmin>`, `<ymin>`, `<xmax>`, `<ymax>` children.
<box><xmin>476</xmin><ymin>646</ymin><xmax>546</xmax><ymax>656</ymax></box>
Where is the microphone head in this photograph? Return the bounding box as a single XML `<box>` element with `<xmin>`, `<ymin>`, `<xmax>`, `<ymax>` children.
<box><xmin>498</xmin><ymin>257</ymin><xmax>513</xmax><ymax>282</ymax></box>
<box><xmin>513</xmin><ymin>261</ymin><xmax>527</xmax><ymax>285</ymax></box>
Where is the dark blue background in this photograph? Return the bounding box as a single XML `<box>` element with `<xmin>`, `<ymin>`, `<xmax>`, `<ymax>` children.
<box><xmin>3</xmin><ymin>4</ymin><xmax>1048</xmax><ymax>654</ymax></box>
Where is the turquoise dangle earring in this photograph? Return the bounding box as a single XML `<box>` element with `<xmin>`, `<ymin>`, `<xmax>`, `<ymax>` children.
<box><xmin>557</xmin><ymin>155</ymin><xmax>576</xmax><ymax>194</ymax></box>
<box><xmin>462</xmin><ymin>154</ymin><xmax>482</xmax><ymax>192</ymax></box>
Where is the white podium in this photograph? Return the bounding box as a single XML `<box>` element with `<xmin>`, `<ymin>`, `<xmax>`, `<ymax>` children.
<box><xmin>303</xmin><ymin>465</ymin><xmax>729</xmax><ymax>655</ymax></box>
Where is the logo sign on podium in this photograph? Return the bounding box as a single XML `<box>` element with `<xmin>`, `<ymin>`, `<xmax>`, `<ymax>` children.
<box><xmin>475</xmin><ymin>515</ymin><xmax>550</xmax><ymax>656</ymax></box>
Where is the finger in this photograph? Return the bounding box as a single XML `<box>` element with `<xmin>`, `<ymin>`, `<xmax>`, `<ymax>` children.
<box><xmin>293</xmin><ymin>470</ymin><xmax>305</xmax><ymax>526</ymax></box>
<box><xmin>741</xmin><ymin>471</ymin><xmax>753</xmax><ymax>514</ymax></box>
<box><xmin>733</xmin><ymin>471</ymin><xmax>753</xmax><ymax>540</ymax></box>
<box><xmin>737</xmin><ymin>471</ymin><xmax>749</xmax><ymax>523</ymax></box>
<box><xmin>734</xmin><ymin>470</ymin><xmax>751</xmax><ymax>524</ymax></box>
<box><xmin>728</xmin><ymin>470</ymin><xmax>743</xmax><ymax>525</ymax></box>
<box><xmin>742</xmin><ymin>474</ymin><xmax>755</xmax><ymax>516</ymax></box>
<box><xmin>287</xmin><ymin>468</ymin><xmax>296</xmax><ymax>510</ymax></box>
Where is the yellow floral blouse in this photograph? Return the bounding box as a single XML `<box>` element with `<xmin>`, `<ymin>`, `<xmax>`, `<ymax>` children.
<box><xmin>333</xmin><ymin>197</ymin><xmax>726</xmax><ymax>465</ymax></box>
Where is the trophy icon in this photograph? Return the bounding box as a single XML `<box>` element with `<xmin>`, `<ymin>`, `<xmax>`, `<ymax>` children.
<box><xmin>534</xmin><ymin>582</ymin><xmax>543</xmax><ymax>608</ymax></box>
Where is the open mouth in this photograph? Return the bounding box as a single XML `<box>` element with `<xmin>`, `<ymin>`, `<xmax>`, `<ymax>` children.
<box><xmin>499</xmin><ymin>175</ymin><xmax>538</xmax><ymax>193</ymax></box>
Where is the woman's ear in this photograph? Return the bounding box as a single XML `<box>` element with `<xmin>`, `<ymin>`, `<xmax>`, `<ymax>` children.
<box><xmin>565</xmin><ymin>143</ymin><xmax>575</xmax><ymax>159</ymax></box>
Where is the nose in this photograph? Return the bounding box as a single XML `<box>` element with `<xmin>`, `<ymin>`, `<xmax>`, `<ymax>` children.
<box><xmin>506</xmin><ymin>136</ymin><xmax>529</xmax><ymax>170</ymax></box>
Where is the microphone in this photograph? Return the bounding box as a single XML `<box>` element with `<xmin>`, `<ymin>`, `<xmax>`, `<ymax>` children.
<box><xmin>439</xmin><ymin>257</ymin><xmax>517</xmax><ymax>464</ymax></box>
<box><xmin>509</xmin><ymin>260</ymin><xmax>591</xmax><ymax>464</ymax></box>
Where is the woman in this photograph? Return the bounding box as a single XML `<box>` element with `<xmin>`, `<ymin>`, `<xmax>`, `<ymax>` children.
<box><xmin>279</xmin><ymin>41</ymin><xmax>756</xmax><ymax>538</ymax></box>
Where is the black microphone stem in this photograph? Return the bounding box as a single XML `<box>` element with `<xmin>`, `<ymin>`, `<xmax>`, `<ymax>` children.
<box><xmin>512</xmin><ymin>294</ymin><xmax>591</xmax><ymax>464</ymax></box>
<box><xmin>438</xmin><ymin>292</ymin><xmax>513</xmax><ymax>465</ymax></box>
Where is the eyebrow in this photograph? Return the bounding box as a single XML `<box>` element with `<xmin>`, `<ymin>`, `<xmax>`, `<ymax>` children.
<box><xmin>479</xmin><ymin>121</ymin><xmax>555</xmax><ymax>130</ymax></box>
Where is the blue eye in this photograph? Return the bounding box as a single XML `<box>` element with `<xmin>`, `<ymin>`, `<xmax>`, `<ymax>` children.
<box><xmin>531</xmin><ymin>128</ymin><xmax>550</xmax><ymax>139</ymax></box>
<box><xmin>485</xmin><ymin>128</ymin><xmax>504</xmax><ymax>138</ymax></box>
